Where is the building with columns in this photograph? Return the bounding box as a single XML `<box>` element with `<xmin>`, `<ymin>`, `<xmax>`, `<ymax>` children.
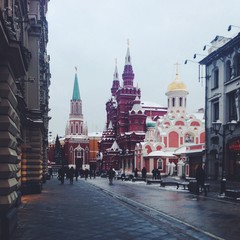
<box><xmin>135</xmin><ymin>69</ymin><xmax>205</xmax><ymax>177</ymax></box>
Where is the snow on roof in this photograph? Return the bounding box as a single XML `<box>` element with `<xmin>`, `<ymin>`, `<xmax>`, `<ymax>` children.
<box><xmin>174</xmin><ymin>144</ymin><xmax>205</xmax><ymax>155</ymax></box>
<box><xmin>147</xmin><ymin>151</ymin><xmax>176</xmax><ymax>157</ymax></box>
<box><xmin>88</xmin><ymin>131</ymin><xmax>103</xmax><ymax>137</ymax></box>
<box><xmin>141</xmin><ymin>100</ymin><xmax>166</xmax><ymax>109</ymax></box>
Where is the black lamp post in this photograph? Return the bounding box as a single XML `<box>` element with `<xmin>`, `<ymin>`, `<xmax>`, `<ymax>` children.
<box><xmin>212</xmin><ymin>120</ymin><xmax>237</xmax><ymax>195</ymax></box>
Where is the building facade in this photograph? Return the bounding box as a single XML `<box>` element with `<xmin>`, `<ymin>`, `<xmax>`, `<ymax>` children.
<box><xmin>200</xmin><ymin>33</ymin><xmax>240</xmax><ymax>181</ymax></box>
<box><xmin>135</xmin><ymin>69</ymin><xmax>205</xmax><ymax>177</ymax></box>
<box><xmin>0</xmin><ymin>0</ymin><xmax>50</xmax><ymax>238</ymax></box>
<box><xmin>99</xmin><ymin>44</ymin><xmax>167</xmax><ymax>173</ymax></box>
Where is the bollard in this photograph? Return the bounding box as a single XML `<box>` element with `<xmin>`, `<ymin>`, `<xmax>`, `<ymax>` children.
<box><xmin>220</xmin><ymin>178</ymin><xmax>226</xmax><ymax>195</ymax></box>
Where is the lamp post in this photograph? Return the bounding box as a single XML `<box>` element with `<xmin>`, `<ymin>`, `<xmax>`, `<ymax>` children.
<box><xmin>212</xmin><ymin>120</ymin><xmax>237</xmax><ymax>195</ymax></box>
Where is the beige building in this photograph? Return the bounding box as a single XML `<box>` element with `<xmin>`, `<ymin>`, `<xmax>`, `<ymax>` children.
<box><xmin>0</xmin><ymin>1</ymin><xmax>50</xmax><ymax>238</ymax></box>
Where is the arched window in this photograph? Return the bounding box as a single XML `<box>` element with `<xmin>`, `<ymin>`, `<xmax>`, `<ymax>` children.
<box><xmin>233</xmin><ymin>54</ymin><xmax>240</xmax><ymax>78</ymax></box>
<box><xmin>157</xmin><ymin>158</ymin><xmax>163</xmax><ymax>170</ymax></box>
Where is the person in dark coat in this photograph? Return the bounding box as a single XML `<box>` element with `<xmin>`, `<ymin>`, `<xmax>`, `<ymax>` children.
<box><xmin>134</xmin><ymin>168</ymin><xmax>138</xmax><ymax>178</ymax></box>
<box><xmin>196</xmin><ymin>165</ymin><xmax>207</xmax><ymax>196</ymax></box>
<box><xmin>58</xmin><ymin>167</ymin><xmax>65</xmax><ymax>184</ymax></box>
<box><xmin>108</xmin><ymin>167</ymin><xmax>115</xmax><ymax>185</ymax></box>
<box><xmin>141</xmin><ymin>167</ymin><xmax>147</xmax><ymax>180</ymax></box>
<box><xmin>152</xmin><ymin>168</ymin><xmax>157</xmax><ymax>180</ymax></box>
<box><xmin>84</xmin><ymin>168</ymin><xmax>89</xmax><ymax>180</ymax></box>
<box><xmin>69</xmin><ymin>167</ymin><xmax>74</xmax><ymax>184</ymax></box>
<box><xmin>75</xmin><ymin>168</ymin><xmax>79</xmax><ymax>181</ymax></box>
<box><xmin>156</xmin><ymin>168</ymin><xmax>161</xmax><ymax>179</ymax></box>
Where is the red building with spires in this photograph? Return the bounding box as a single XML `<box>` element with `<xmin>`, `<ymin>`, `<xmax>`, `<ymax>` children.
<box><xmin>99</xmin><ymin>43</ymin><xmax>167</xmax><ymax>173</ymax></box>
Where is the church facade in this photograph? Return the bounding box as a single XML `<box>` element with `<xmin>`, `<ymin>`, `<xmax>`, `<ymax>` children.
<box><xmin>135</xmin><ymin>68</ymin><xmax>205</xmax><ymax>177</ymax></box>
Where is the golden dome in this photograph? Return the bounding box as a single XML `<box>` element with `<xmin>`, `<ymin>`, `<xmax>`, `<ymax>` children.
<box><xmin>167</xmin><ymin>80</ymin><xmax>187</xmax><ymax>92</ymax></box>
<box><xmin>167</xmin><ymin>71</ymin><xmax>188</xmax><ymax>92</ymax></box>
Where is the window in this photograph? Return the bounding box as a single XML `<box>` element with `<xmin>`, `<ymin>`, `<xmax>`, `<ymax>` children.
<box><xmin>172</xmin><ymin>98</ymin><xmax>175</xmax><ymax>107</ymax></box>
<box><xmin>157</xmin><ymin>159</ymin><xmax>163</xmax><ymax>170</ymax></box>
<box><xmin>225</xmin><ymin>60</ymin><xmax>232</xmax><ymax>82</ymax></box>
<box><xmin>236</xmin><ymin>55</ymin><xmax>240</xmax><ymax>77</ymax></box>
<box><xmin>179</xmin><ymin>97</ymin><xmax>183</xmax><ymax>107</ymax></box>
<box><xmin>212</xmin><ymin>68</ymin><xmax>219</xmax><ymax>89</ymax></box>
<box><xmin>228</xmin><ymin>91</ymin><xmax>237</xmax><ymax>121</ymax></box>
<box><xmin>212</xmin><ymin>101</ymin><xmax>219</xmax><ymax>122</ymax></box>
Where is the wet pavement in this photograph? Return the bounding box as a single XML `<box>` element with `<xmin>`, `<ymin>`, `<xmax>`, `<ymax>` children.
<box><xmin>84</xmin><ymin>177</ymin><xmax>240</xmax><ymax>240</ymax></box>
<box><xmin>13</xmin><ymin>177</ymin><xmax>240</xmax><ymax>240</ymax></box>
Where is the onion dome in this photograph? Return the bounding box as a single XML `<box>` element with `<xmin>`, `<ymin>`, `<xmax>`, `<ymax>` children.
<box><xmin>146</xmin><ymin>117</ymin><xmax>156</xmax><ymax>128</ymax></box>
<box><xmin>166</xmin><ymin>64</ymin><xmax>188</xmax><ymax>93</ymax></box>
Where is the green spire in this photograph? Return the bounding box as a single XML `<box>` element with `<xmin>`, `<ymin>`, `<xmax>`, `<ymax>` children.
<box><xmin>72</xmin><ymin>73</ymin><xmax>81</xmax><ymax>100</ymax></box>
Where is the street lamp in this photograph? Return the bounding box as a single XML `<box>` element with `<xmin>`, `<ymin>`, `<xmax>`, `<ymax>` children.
<box><xmin>212</xmin><ymin>120</ymin><xmax>237</xmax><ymax>195</ymax></box>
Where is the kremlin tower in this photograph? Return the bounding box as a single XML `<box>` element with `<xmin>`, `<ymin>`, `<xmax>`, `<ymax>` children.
<box><xmin>64</xmin><ymin>69</ymin><xmax>89</xmax><ymax>170</ymax></box>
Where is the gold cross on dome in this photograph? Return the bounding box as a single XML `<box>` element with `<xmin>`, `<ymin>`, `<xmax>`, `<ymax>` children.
<box><xmin>174</xmin><ymin>62</ymin><xmax>180</xmax><ymax>75</ymax></box>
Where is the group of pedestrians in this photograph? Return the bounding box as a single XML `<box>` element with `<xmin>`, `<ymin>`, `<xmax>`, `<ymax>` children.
<box><xmin>152</xmin><ymin>168</ymin><xmax>161</xmax><ymax>180</ymax></box>
<box><xmin>57</xmin><ymin>164</ymin><xmax>207</xmax><ymax>197</ymax></box>
<box><xmin>57</xmin><ymin>166</ymin><xmax>96</xmax><ymax>184</ymax></box>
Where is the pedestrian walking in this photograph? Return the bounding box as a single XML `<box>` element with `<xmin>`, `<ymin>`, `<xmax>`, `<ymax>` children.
<box><xmin>196</xmin><ymin>165</ymin><xmax>207</xmax><ymax>196</ymax></box>
<box><xmin>152</xmin><ymin>168</ymin><xmax>157</xmax><ymax>180</ymax></box>
<box><xmin>58</xmin><ymin>166</ymin><xmax>65</xmax><ymax>184</ymax></box>
<box><xmin>84</xmin><ymin>168</ymin><xmax>89</xmax><ymax>180</ymax></box>
<box><xmin>156</xmin><ymin>168</ymin><xmax>161</xmax><ymax>179</ymax></box>
<box><xmin>69</xmin><ymin>167</ymin><xmax>74</xmax><ymax>184</ymax></box>
<box><xmin>108</xmin><ymin>167</ymin><xmax>115</xmax><ymax>185</ymax></box>
<box><xmin>75</xmin><ymin>168</ymin><xmax>79</xmax><ymax>181</ymax></box>
<box><xmin>141</xmin><ymin>167</ymin><xmax>147</xmax><ymax>180</ymax></box>
<box><xmin>134</xmin><ymin>168</ymin><xmax>138</xmax><ymax>178</ymax></box>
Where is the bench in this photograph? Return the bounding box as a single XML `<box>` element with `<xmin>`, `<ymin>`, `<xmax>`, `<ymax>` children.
<box><xmin>132</xmin><ymin>178</ymin><xmax>146</xmax><ymax>182</ymax></box>
<box><xmin>121</xmin><ymin>176</ymin><xmax>130</xmax><ymax>181</ymax></box>
<box><xmin>176</xmin><ymin>182</ymin><xmax>189</xmax><ymax>190</ymax></box>
<box><xmin>160</xmin><ymin>181</ymin><xmax>179</xmax><ymax>187</ymax></box>
<box><xmin>146</xmin><ymin>180</ymin><xmax>162</xmax><ymax>185</ymax></box>
<box><xmin>225</xmin><ymin>189</ymin><xmax>240</xmax><ymax>200</ymax></box>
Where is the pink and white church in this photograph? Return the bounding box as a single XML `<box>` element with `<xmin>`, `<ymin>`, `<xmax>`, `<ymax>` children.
<box><xmin>135</xmin><ymin>69</ymin><xmax>205</xmax><ymax>178</ymax></box>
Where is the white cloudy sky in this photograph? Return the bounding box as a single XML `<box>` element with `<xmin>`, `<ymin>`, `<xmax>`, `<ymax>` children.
<box><xmin>47</xmin><ymin>0</ymin><xmax>240</xmax><ymax>137</ymax></box>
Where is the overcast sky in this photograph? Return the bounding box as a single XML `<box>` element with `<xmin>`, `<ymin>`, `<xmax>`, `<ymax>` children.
<box><xmin>47</xmin><ymin>0</ymin><xmax>240</xmax><ymax>138</ymax></box>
